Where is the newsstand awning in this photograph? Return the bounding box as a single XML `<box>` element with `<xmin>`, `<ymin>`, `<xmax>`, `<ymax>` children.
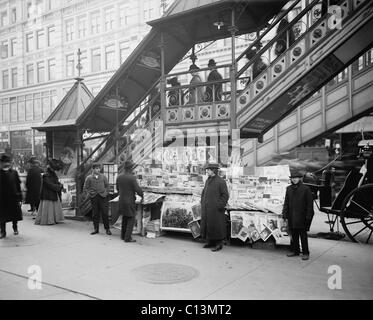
<box><xmin>75</xmin><ymin>0</ymin><xmax>287</xmax><ymax>132</ymax></box>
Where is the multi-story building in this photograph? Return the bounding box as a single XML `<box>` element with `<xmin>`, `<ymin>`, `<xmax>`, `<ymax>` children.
<box><xmin>0</xmin><ymin>0</ymin><xmax>166</xmax><ymax>162</ymax></box>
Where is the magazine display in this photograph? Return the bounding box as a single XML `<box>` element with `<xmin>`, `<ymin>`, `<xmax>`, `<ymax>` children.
<box><xmin>132</xmin><ymin>148</ymin><xmax>290</xmax><ymax>242</ymax></box>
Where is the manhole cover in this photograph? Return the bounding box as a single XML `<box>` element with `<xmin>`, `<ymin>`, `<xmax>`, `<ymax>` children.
<box><xmin>132</xmin><ymin>263</ymin><xmax>199</xmax><ymax>284</ymax></box>
<box><xmin>0</xmin><ymin>236</ymin><xmax>41</xmax><ymax>247</ymax></box>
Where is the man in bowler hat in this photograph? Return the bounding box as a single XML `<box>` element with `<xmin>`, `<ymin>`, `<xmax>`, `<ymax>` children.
<box><xmin>205</xmin><ymin>59</ymin><xmax>223</xmax><ymax>102</ymax></box>
<box><xmin>83</xmin><ymin>163</ymin><xmax>111</xmax><ymax>235</ymax></box>
<box><xmin>0</xmin><ymin>154</ymin><xmax>23</xmax><ymax>238</ymax></box>
<box><xmin>200</xmin><ymin>163</ymin><xmax>229</xmax><ymax>251</ymax></box>
<box><xmin>116</xmin><ymin>160</ymin><xmax>143</xmax><ymax>242</ymax></box>
<box><xmin>282</xmin><ymin>170</ymin><xmax>314</xmax><ymax>260</ymax></box>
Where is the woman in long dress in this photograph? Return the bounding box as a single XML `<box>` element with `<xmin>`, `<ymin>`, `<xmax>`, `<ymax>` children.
<box><xmin>35</xmin><ymin>159</ymin><xmax>65</xmax><ymax>225</ymax></box>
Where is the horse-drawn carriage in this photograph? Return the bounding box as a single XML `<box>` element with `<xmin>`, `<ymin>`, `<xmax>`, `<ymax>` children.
<box><xmin>305</xmin><ymin>140</ymin><xmax>373</xmax><ymax>244</ymax></box>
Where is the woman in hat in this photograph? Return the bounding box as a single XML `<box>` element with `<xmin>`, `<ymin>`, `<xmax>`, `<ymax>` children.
<box><xmin>188</xmin><ymin>64</ymin><xmax>204</xmax><ymax>104</ymax></box>
<box><xmin>35</xmin><ymin>159</ymin><xmax>65</xmax><ymax>225</ymax></box>
<box><xmin>205</xmin><ymin>59</ymin><xmax>223</xmax><ymax>102</ymax></box>
<box><xmin>200</xmin><ymin>163</ymin><xmax>229</xmax><ymax>251</ymax></box>
<box><xmin>0</xmin><ymin>154</ymin><xmax>23</xmax><ymax>238</ymax></box>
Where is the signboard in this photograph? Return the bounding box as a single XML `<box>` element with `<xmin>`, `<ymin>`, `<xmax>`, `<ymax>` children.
<box><xmin>60</xmin><ymin>177</ymin><xmax>76</xmax><ymax>209</ymax></box>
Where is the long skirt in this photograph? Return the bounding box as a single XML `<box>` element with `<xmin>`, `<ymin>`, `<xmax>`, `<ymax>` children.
<box><xmin>35</xmin><ymin>200</ymin><xmax>64</xmax><ymax>225</ymax></box>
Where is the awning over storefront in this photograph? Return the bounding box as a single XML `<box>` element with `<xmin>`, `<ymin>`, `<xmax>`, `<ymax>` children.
<box><xmin>75</xmin><ymin>0</ymin><xmax>287</xmax><ymax>132</ymax></box>
<box><xmin>34</xmin><ymin>79</ymin><xmax>94</xmax><ymax>132</ymax></box>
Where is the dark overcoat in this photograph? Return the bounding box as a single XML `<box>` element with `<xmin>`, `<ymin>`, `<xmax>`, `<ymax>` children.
<box><xmin>0</xmin><ymin>168</ymin><xmax>23</xmax><ymax>223</ymax></box>
<box><xmin>25</xmin><ymin>165</ymin><xmax>43</xmax><ymax>205</ymax></box>
<box><xmin>116</xmin><ymin>172</ymin><xmax>143</xmax><ymax>217</ymax></box>
<box><xmin>200</xmin><ymin>175</ymin><xmax>229</xmax><ymax>241</ymax></box>
<box><xmin>205</xmin><ymin>70</ymin><xmax>223</xmax><ymax>102</ymax></box>
<box><xmin>40</xmin><ymin>168</ymin><xmax>63</xmax><ymax>202</ymax></box>
<box><xmin>282</xmin><ymin>182</ymin><xmax>314</xmax><ymax>229</ymax></box>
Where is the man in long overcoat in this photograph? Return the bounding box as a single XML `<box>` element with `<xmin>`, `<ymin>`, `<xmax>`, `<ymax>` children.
<box><xmin>205</xmin><ymin>59</ymin><xmax>223</xmax><ymax>102</ymax></box>
<box><xmin>0</xmin><ymin>154</ymin><xmax>23</xmax><ymax>238</ymax></box>
<box><xmin>25</xmin><ymin>158</ymin><xmax>43</xmax><ymax>213</ymax></box>
<box><xmin>116</xmin><ymin>160</ymin><xmax>143</xmax><ymax>242</ymax></box>
<box><xmin>282</xmin><ymin>170</ymin><xmax>314</xmax><ymax>260</ymax></box>
<box><xmin>200</xmin><ymin>163</ymin><xmax>229</xmax><ymax>252</ymax></box>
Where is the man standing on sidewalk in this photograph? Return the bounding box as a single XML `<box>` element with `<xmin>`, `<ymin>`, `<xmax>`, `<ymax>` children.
<box><xmin>83</xmin><ymin>163</ymin><xmax>111</xmax><ymax>235</ymax></box>
<box><xmin>282</xmin><ymin>170</ymin><xmax>314</xmax><ymax>260</ymax></box>
<box><xmin>0</xmin><ymin>154</ymin><xmax>23</xmax><ymax>239</ymax></box>
<box><xmin>116</xmin><ymin>160</ymin><xmax>143</xmax><ymax>242</ymax></box>
<box><xmin>200</xmin><ymin>163</ymin><xmax>229</xmax><ymax>252</ymax></box>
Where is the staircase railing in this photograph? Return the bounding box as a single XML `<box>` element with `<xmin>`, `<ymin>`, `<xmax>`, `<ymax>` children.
<box><xmin>236</xmin><ymin>0</ymin><xmax>316</xmax><ymax>80</ymax></box>
<box><xmin>78</xmin><ymin>80</ymin><xmax>161</xmax><ymax>177</ymax></box>
<box><xmin>235</xmin><ymin>0</ymin><xmax>352</xmax><ymax>114</ymax></box>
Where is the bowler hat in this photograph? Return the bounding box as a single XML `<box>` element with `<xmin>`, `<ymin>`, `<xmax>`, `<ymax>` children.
<box><xmin>205</xmin><ymin>163</ymin><xmax>220</xmax><ymax>170</ymax></box>
<box><xmin>289</xmin><ymin>170</ymin><xmax>304</xmax><ymax>178</ymax></box>
<box><xmin>208</xmin><ymin>59</ymin><xmax>216</xmax><ymax>67</ymax></box>
<box><xmin>0</xmin><ymin>154</ymin><xmax>11</xmax><ymax>163</ymax></box>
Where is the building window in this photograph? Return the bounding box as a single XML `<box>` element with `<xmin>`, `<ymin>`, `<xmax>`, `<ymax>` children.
<box><xmin>119</xmin><ymin>40</ymin><xmax>130</xmax><ymax>64</ymax></box>
<box><xmin>11</xmin><ymin>68</ymin><xmax>17</xmax><ymax>88</ymax></box>
<box><xmin>1</xmin><ymin>40</ymin><xmax>8</xmax><ymax>59</ymax></box>
<box><xmin>10</xmin><ymin>38</ymin><xmax>16</xmax><ymax>56</ymax></box>
<box><xmin>2</xmin><ymin>70</ymin><xmax>9</xmax><ymax>90</ymax></box>
<box><xmin>34</xmin><ymin>93</ymin><xmax>41</xmax><ymax>120</ymax></box>
<box><xmin>119</xmin><ymin>5</ymin><xmax>129</xmax><ymax>26</ymax></box>
<box><xmin>25</xmin><ymin>94</ymin><xmax>33</xmax><ymax>121</ymax></box>
<box><xmin>10</xmin><ymin>97</ymin><xmax>17</xmax><ymax>122</ymax></box>
<box><xmin>36</xmin><ymin>29</ymin><xmax>45</xmax><ymax>49</ymax></box>
<box><xmin>2</xmin><ymin>99</ymin><xmax>10</xmax><ymax>123</ymax></box>
<box><xmin>37</xmin><ymin>61</ymin><xmax>45</xmax><ymax>83</ymax></box>
<box><xmin>27</xmin><ymin>1</ymin><xmax>32</xmax><ymax>18</ymax></box>
<box><xmin>91</xmin><ymin>48</ymin><xmax>101</xmax><ymax>72</ymax></box>
<box><xmin>90</xmin><ymin>11</ymin><xmax>101</xmax><ymax>35</ymax></box>
<box><xmin>17</xmin><ymin>96</ymin><xmax>25</xmax><ymax>122</ymax></box>
<box><xmin>47</xmin><ymin>25</ymin><xmax>56</xmax><ymax>46</ymax></box>
<box><xmin>26</xmin><ymin>32</ymin><xmax>34</xmax><ymax>52</ymax></box>
<box><xmin>105</xmin><ymin>44</ymin><xmax>115</xmax><ymax>70</ymax></box>
<box><xmin>11</xmin><ymin>8</ymin><xmax>16</xmax><ymax>24</ymax></box>
<box><xmin>104</xmin><ymin>7</ymin><xmax>115</xmax><ymax>31</ymax></box>
<box><xmin>48</xmin><ymin>58</ymin><xmax>56</xmax><ymax>80</ymax></box>
<box><xmin>143</xmin><ymin>0</ymin><xmax>154</xmax><ymax>20</ymax></box>
<box><xmin>50</xmin><ymin>90</ymin><xmax>57</xmax><ymax>110</ymax></box>
<box><xmin>66</xmin><ymin>54</ymin><xmax>75</xmax><ymax>77</ymax></box>
<box><xmin>42</xmin><ymin>91</ymin><xmax>50</xmax><ymax>119</ymax></box>
<box><xmin>0</xmin><ymin>10</ymin><xmax>8</xmax><ymax>27</ymax></box>
<box><xmin>26</xmin><ymin>64</ymin><xmax>34</xmax><ymax>85</ymax></box>
<box><xmin>78</xmin><ymin>16</ymin><xmax>87</xmax><ymax>38</ymax></box>
<box><xmin>65</xmin><ymin>19</ymin><xmax>74</xmax><ymax>42</ymax></box>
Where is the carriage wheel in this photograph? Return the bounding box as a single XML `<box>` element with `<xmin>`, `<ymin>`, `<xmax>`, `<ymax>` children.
<box><xmin>340</xmin><ymin>184</ymin><xmax>373</xmax><ymax>244</ymax></box>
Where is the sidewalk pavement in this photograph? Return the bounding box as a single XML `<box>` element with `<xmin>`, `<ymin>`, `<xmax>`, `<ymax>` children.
<box><xmin>0</xmin><ymin>205</ymin><xmax>372</xmax><ymax>300</ymax></box>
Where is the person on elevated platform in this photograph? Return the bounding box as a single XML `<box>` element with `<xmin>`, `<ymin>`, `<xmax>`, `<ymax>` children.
<box><xmin>188</xmin><ymin>64</ymin><xmax>204</xmax><ymax>104</ymax></box>
<box><xmin>205</xmin><ymin>59</ymin><xmax>223</xmax><ymax>102</ymax></box>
